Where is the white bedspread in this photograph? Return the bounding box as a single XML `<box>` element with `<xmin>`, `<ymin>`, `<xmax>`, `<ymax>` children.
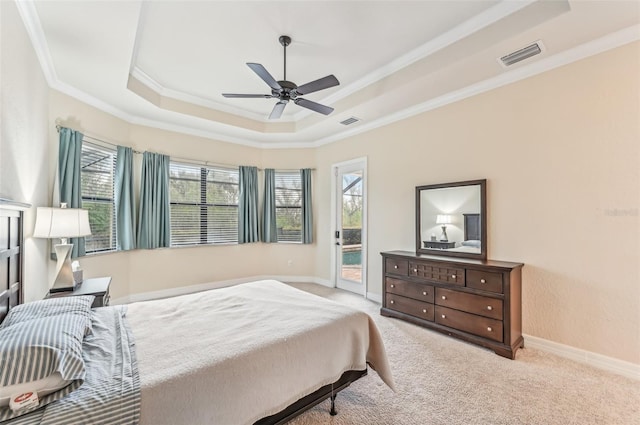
<box><xmin>125</xmin><ymin>280</ymin><xmax>394</xmax><ymax>425</ymax></box>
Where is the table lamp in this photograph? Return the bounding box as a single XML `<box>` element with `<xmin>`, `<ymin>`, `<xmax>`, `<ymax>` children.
<box><xmin>436</xmin><ymin>214</ymin><xmax>452</xmax><ymax>242</ymax></box>
<box><xmin>33</xmin><ymin>204</ymin><xmax>91</xmax><ymax>292</ymax></box>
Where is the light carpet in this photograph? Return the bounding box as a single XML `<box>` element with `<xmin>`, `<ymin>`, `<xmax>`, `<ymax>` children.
<box><xmin>287</xmin><ymin>283</ymin><xmax>640</xmax><ymax>425</ymax></box>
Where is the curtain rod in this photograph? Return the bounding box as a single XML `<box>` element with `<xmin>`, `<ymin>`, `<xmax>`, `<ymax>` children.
<box><xmin>170</xmin><ymin>156</ymin><xmax>262</xmax><ymax>171</ymax></box>
<box><xmin>55</xmin><ymin>123</ymin><xmax>143</xmax><ymax>154</ymax></box>
<box><xmin>55</xmin><ymin>122</ymin><xmax>314</xmax><ymax>172</ymax></box>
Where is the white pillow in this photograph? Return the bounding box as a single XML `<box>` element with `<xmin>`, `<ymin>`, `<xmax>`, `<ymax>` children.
<box><xmin>0</xmin><ymin>313</ymin><xmax>87</xmax><ymax>421</ymax></box>
<box><xmin>0</xmin><ymin>373</ymin><xmax>68</xmax><ymax>407</ymax></box>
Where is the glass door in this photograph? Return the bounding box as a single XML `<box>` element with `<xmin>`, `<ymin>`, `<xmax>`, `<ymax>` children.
<box><xmin>334</xmin><ymin>159</ymin><xmax>366</xmax><ymax>295</ymax></box>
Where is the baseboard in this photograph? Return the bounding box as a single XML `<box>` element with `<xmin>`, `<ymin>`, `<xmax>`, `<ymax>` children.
<box><xmin>366</xmin><ymin>292</ymin><xmax>382</xmax><ymax>304</ymax></box>
<box><xmin>524</xmin><ymin>334</ymin><xmax>640</xmax><ymax>380</ymax></box>
<box><xmin>111</xmin><ymin>275</ymin><xmax>331</xmax><ymax>305</ymax></box>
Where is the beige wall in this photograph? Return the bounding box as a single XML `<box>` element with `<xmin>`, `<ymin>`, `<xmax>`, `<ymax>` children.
<box><xmin>1</xmin><ymin>1</ymin><xmax>50</xmax><ymax>301</ymax></box>
<box><xmin>4</xmin><ymin>10</ymin><xmax>637</xmax><ymax>366</ymax></box>
<box><xmin>315</xmin><ymin>42</ymin><xmax>639</xmax><ymax>364</ymax></box>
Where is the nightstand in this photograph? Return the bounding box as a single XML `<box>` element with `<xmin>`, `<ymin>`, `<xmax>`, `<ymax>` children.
<box><xmin>47</xmin><ymin>277</ymin><xmax>111</xmax><ymax>307</ymax></box>
<box><xmin>423</xmin><ymin>240</ymin><xmax>456</xmax><ymax>249</ymax></box>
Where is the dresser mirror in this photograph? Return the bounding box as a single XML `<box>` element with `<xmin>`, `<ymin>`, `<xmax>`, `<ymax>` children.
<box><xmin>415</xmin><ymin>179</ymin><xmax>486</xmax><ymax>260</ymax></box>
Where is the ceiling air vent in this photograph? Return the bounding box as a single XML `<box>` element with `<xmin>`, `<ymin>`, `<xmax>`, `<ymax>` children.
<box><xmin>340</xmin><ymin>117</ymin><xmax>361</xmax><ymax>126</ymax></box>
<box><xmin>499</xmin><ymin>41</ymin><xmax>544</xmax><ymax>67</ymax></box>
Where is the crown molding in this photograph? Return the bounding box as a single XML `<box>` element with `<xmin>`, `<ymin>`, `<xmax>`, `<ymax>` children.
<box><xmin>126</xmin><ymin>0</ymin><xmax>538</xmax><ymax>125</ymax></box>
<box><xmin>14</xmin><ymin>0</ymin><xmax>57</xmax><ymax>86</ymax></box>
<box><xmin>129</xmin><ymin>66</ymin><xmax>277</xmax><ymax>123</ymax></box>
<box><xmin>318</xmin><ymin>0</ymin><xmax>538</xmax><ymax>108</ymax></box>
<box><xmin>311</xmin><ymin>24</ymin><xmax>640</xmax><ymax>148</ymax></box>
<box><xmin>15</xmin><ymin>0</ymin><xmax>640</xmax><ymax>150</ymax></box>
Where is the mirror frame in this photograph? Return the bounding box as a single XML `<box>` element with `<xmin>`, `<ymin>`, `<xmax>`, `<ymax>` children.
<box><xmin>415</xmin><ymin>179</ymin><xmax>487</xmax><ymax>260</ymax></box>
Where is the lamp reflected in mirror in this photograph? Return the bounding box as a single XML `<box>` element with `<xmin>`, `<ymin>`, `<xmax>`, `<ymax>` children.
<box><xmin>436</xmin><ymin>214</ymin><xmax>452</xmax><ymax>241</ymax></box>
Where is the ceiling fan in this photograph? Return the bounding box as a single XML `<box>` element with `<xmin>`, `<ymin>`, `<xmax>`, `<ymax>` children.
<box><xmin>222</xmin><ymin>35</ymin><xmax>339</xmax><ymax>120</ymax></box>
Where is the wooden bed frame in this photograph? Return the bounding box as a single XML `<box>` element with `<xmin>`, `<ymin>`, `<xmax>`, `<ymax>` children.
<box><xmin>0</xmin><ymin>199</ymin><xmax>367</xmax><ymax>423</ymax></box>
<box><xmin>0</xmin><ymin>199</ymin><xmax>29</xmax><ymax>325</ymax></box>
<box><xmin>463</xmin><ymin>213</ymin><xmax>481</xmax><ymax>241</ymax></box>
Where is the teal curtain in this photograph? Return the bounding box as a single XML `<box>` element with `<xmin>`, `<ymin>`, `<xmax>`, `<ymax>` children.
<box><xmin>137</xmin><ymin>152</ymin><xmax>170</xmax><ymax>249</ymax></box>
<box><xmin>58</xmin><ymin>127</ymin><xmax>85</xmax><ymax>257</ymax></box>
<box><xmin>261</xmin><ymin>168</ymin><xmax>277</xmax><ymax>243</ymax></box>
<box><xmin>301</xmin><ymin>168</ymin><xmax>313</xmax><ymax>244</ymax></box>
<box><xmin>115</xmin><ymin>146</ymin><xmax>136</xmax><ymax>250</ymax></box>
<box><xmin>238</xmin><ymin>166</ymin><xmax>259</xmax><ymax>244</ymax></box>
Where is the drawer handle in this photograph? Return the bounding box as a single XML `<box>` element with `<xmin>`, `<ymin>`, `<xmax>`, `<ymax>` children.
<box><xmin>441</xmin><ymin>295</ymin><xmax>446</xmax><ymax>300</ymax></box>
<box><xmin>390</xmin><ymin>284</ymin><xmax>395</xmax><ymax>288</ymax></box>
<box><xmin>422</xmin><ymin>309</ymin><xmax>427</xmax><ymax>313</ymax></box>
<box><xmin>390</xmin><ymin>300</ymin><xmax>395</xmax><ymax>304</ymax></box>
<box><xmin>394</xmin><ymin>265</ymin><xmax>398</xmax><ymax>269</ymax></box>
<box><xmin>487</xmin><ymin>306</ymin><xmax>493</xmax><ymax>311</ymax></box>
<box><xmin>413</xmin><ymin>269</ymin><xmax>418</xmax><ymax>273</ymax></box>
<box><xmin>487</xmin><ymin>327</ymin><xmax>493</xmax><ymax>332</ymax></box>
<box><xmin>422</xmin><ymin>291</ymin><xmax>427</xmax><ymax>296</ymax></box>
<box><xmin>451</xmin><ymin>274</ymin><xmax>456</xmax><ymax>279</ymax></box>
<box><xmin>441</xmin><ymin>314</ymin><xmax>446</xmax><ymax>319</ymax></box>
<box><xmin>480</xmin><ymin>278</ymin><xmax>486</xmax><ymax>283</ymax></box>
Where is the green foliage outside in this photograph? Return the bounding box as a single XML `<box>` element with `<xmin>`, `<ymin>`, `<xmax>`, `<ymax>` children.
<box><xmin>169</xmin><ymin>167</ymin><xmax>239</xmax><ymax>244</ymax></box>
<box><xmin>83</xmin><ymin>201</ymin><xmax>113</xmax><ymax>252</ymax></box>
<box><xmin>342</xmin><ymin>174</ymin><xmax>363</xmax><ymax>230</ymax></box>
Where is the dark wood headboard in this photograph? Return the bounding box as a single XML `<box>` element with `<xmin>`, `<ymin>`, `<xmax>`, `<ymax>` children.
<box><xmin>0</xmin><ymin>199</ymin><xmax>29</xmax><ymax>324</ymax></box>
<box><xmin>463</xmin><ymin>213</ymin><xmax>481</xmax><ymax>241</ymax></box>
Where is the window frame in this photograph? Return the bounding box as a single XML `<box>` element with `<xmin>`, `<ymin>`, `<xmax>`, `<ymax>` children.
<box><xmin>169</xmin><ymin>161</ymin><xmax>239</xmax><ymax>246</ymax></box>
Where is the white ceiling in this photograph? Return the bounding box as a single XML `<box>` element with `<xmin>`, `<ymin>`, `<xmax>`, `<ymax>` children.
<box><xmin>19</xmin><ymin>1</ymin><xmax>640</xmax><ymax>148</ymax></box>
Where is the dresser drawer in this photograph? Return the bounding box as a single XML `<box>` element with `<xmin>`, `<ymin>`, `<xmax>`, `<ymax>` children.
<box><xmin>466</xmin><ymin>269</ymin><xmax>503</xmax><ymax>293</ymax></box>
<box><xmin>386</xmin><ymin>294</ymin><xmax>434</xmax><ymax>322</ymax></box>
<box><xmin>385</xmin><ymin>278</ymin><xmax>434</xmax><ymax>303</ymax></box>
<box><xmin>386</xmin><ymin>258</ymin><xmax>408</xmax><ymax>276</ymax></box>
<box><xmin>435</xmin><ymin>306</ymin><xmax>503</xmax><ymax>342</ymax></box>
<box><xmin>409</xmin><ymin>261</ymin><xmax>465</xmax><ymax>286</ymax></box>
<box><xmin>435</xmin><ymin>288</ymin><xmax>503</xmax><ymax>320</ymax></box>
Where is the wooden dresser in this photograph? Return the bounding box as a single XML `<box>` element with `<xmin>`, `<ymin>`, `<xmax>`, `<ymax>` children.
<box><xmin>380</xmin><ymin>250</ymin><xmax>524</xmax><ymax>359</ymax></box>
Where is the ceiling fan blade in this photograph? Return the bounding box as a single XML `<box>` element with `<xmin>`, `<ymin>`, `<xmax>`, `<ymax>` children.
<box><xmin>269</xmin><ymin>101</ymin><xmax>288</xmax><ymax>120</ymax></box>
<box><xmin>222</xmin><ymin>93</ymin><xmax>272</xmax><ymax>98</ymax></box>
<box><xmin>247</xmin><ymin>63</ymin><xmax>282</xmax><ymax>92</ymax></box>
<box><xmin>293</xmin><ymin>75</ymin><xmax>339</xmax><ymax>96</ymax></box>
<box><xmin>293</xmin><ymin>98</ymin><xmax>334</xmax><ymax>115</ymax></box>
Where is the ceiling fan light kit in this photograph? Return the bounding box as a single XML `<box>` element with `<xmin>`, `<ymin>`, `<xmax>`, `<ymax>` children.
<box><xmin>222</xmin><ymin>35</ymin><xmax>339</xmax><ymax>120</ymax></box>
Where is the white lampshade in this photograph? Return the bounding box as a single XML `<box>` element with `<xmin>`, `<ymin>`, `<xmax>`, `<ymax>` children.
<box><xmin>33</xmin><ymin>207</ymin><xmax>91</xmax><ymax>238</ymax></box>
<box><xmin>436</xmin><ymin>214</ymin><xmax>452</xmax><ymax>225</ymax></box>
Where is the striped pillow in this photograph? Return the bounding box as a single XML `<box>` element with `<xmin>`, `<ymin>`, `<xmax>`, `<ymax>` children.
<box><xmin>0</xmin><ymin>296</ymin><xmax>95</xmax><ymax>335</ymax></box>
<box><xmin>0</xmin><ymin>312</ymin><xmax>87</xmax><ymax>421</ymax></box>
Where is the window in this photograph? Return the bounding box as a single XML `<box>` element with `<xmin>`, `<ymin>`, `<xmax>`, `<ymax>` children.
<box><xmin>275</xmin><ymin>171</ymin><xmax>302</xmax><ymax>243</ymax></box>
<box><xmin>80</xmin><ymin>142</ymin><xmax>116</xmax><ymax>253</ymax></box>
<box><xmin>169</xmin><ymin>162</ymin><xmax>239</xmax><ymax>245</ymax></box>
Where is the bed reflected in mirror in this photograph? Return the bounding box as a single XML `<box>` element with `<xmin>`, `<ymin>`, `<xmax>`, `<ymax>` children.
<box><xmin>415</xmin><ymin>179</ymin><xmax>486</xmax><ymax>260</ymax></box>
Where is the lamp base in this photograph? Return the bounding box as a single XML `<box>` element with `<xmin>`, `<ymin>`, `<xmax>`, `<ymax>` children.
<box><xmin>50</xmin><ymin>243</ymin><xmax>77</xmax><ymax>293</ymax></box>
<box><xmin>439</xmin><ymin>225</ymin><xmax>448</xmax><ymax>242</ymax></box>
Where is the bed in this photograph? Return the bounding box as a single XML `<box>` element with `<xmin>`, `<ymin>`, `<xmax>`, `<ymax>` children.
<box><xmin>445</xmin><ymin>213</ymin><xmax>481</xmax><ymax>253</ymax></box>
<box><xmin>0</xmin><ymin>201</ymin><xmax>394</xmax><ymax>425</ymax></box>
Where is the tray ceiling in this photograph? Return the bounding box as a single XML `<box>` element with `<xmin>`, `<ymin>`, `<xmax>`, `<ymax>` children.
<box><xmin>19</xmin><ymin>0</ymin><xmax>640</xmax><ymax>147</ymax></box>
